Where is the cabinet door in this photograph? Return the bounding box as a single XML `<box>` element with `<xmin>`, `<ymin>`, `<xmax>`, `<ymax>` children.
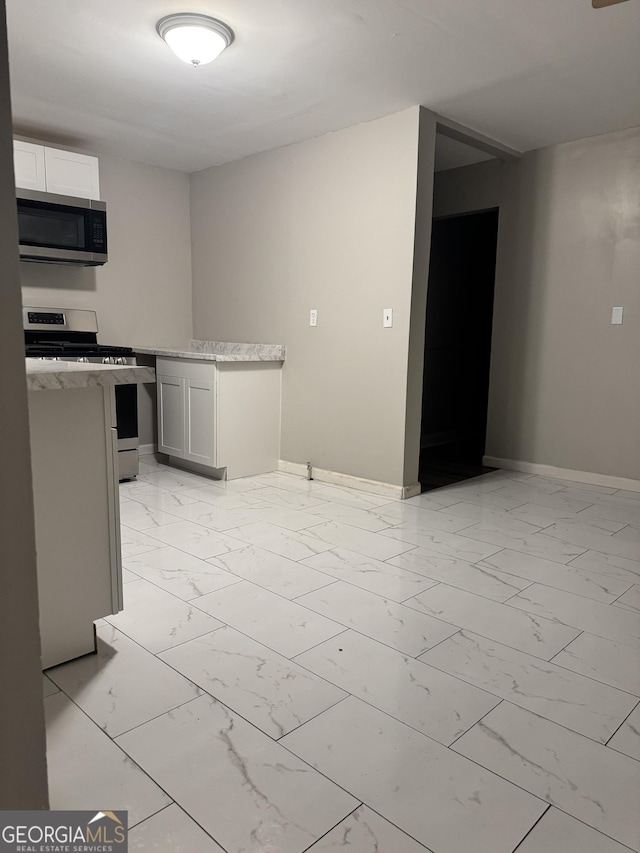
<box><xmin>157</xmin><ymin>374</ymin><xmax>185</xmax><ymax>457</ymax></box>
<box><xmin>184</xmin><ymin>376</ymin><xmax>216</xmax><ymax>466</ymax></box>
<box><xmin>44</xmin><ymin>147</ymin><xmax>100</xmax><ymax>199</ymax></box>
<box><xmin>13</xmin><ymin>140</ymin><xmax>46</xmax><ymax>191</ymax></box>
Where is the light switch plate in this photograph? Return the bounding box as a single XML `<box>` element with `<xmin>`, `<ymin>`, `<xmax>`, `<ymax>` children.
<box><xmin>383</xmin><ymin>308</ymin><xmax>393</xmax><ymax>328</ymax></box>
<box><xmin>611</xmin><ymin>306</ymin><xmax>624</xmax><ymax>325</ymax></box>
<box><xmin>310</xmin><ymin>309</ymin><xmax>318</xmax><ymax>327</ymax></box>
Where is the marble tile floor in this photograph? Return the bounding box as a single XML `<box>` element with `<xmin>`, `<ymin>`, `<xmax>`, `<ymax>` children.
<box><xmin>43</xmin><ymin>460</ymin><xmax>640</xmax><ymax>852</ymax></box>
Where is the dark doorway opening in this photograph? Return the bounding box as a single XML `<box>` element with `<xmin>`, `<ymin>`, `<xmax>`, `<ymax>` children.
<box><xmin>419</xmin><ymin>209</ymin><xmax>499</xmax><ymax>491</ymax></box>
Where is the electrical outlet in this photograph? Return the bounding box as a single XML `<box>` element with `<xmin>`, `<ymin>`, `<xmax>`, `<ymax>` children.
<box><xmin>309</xmin><ymin>309</ymin><xmax>318</xmax><ymax>327</ymax></box>
<box><xmin>611</xmin><ymin>306</ymin><xmax>624</xmax><ymax>325</ymax></box>
<box><xmin>383</xmin><ymin>308</ymin><xmax>393</xmax><ymax>328</ymax></box>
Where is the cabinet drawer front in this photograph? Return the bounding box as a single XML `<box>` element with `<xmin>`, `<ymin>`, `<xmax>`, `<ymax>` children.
<box><xmin>157</xmin><ymin>357</ymin><xmax>216</xmax><ymax>382</ymax></box>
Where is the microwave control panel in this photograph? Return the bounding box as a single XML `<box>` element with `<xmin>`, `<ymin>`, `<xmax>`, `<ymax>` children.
<box><xmin>27</xmin><ymin>312</ymin><xmax>65</xmax><ymax>325</ymax></box>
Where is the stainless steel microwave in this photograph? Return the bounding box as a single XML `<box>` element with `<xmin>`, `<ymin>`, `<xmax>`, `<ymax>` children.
<box><xmin>16</xmin><ymin>189</ymin><xmax>108</xmax><ymax>266</ymax></box>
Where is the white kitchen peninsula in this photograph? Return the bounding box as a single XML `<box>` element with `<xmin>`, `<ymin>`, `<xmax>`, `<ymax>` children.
<box><xmin>135</xmin><ymin>340</ymin><xmax>284</xmax><ymax>480</ymax></box>
<box><xmin>26</xmin><ymin>359</ymin><xmax>155</xmax><ymax>669</ymax></box>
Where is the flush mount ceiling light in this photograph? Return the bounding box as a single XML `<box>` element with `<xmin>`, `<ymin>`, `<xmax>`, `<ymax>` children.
<box><xmin>156</xmin><ymin>13</ymin><xmax>234</xmax><ymax>67</ymax></box>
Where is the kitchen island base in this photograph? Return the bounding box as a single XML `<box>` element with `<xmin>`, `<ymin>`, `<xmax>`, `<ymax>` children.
<box><xmin>29</xmin><ymin>384</ymin><xmax>122</xmax><ymax>669</ymax></box>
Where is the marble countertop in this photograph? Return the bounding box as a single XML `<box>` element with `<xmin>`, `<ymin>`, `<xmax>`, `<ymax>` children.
<box><xmin>26</xmin><ymin>359</ymin><xmax>156</xmax><ymax>392</ymax></box>
<box><xmin>134</xmin><ymin>339</ymin><xmax>285</xmax><ymax>362</ymax></box>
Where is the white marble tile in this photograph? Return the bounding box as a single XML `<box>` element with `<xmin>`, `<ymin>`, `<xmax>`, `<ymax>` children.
<box><xmin>507</xmin><ymin>584</ymin><xmax>640</xmax><ymax>650</ymax></box>
<box><xmin>302</xmin><ymin>547</ymin><xmax>438</xmax><ymax>602</ymax></box>
<box><xmin>568</xmin><ymin>550</ymin><xmax>640</xmax><ymax>584</ymax></box>
<box><xmin>136</xmin><ymin>468</ymin><xmax>207</xmax><ymax>492</ymax></box>
<box><xmin>296</xmin><ymin>581</ymin><xmax>458</xmax><ymax>656</ymax></box>
<box><xmin>120</xmin><ymin>525</ymin><xmax>164</xmax><ymax>558</ymax></box>
<box><xmin>380</xmin><ymin>525</ymin><xmax>503</xmax><ymax>563</ymax></box>
<box><xmin>444</xmin><ymin>501</ymin><xmax>546</xmax><ymax>533</ymax></box>
<box><xmin>543</xmin><ymin>522</ymin><xmax>640</xmax><ymax>561</ymax></box>
<box><xmin>195</xmin><ymin>581</ymin><xmax>345</xmax><ymax>657</ymax></box>
<box><xmin>372</xmin><ymin>503</ymin><xmax>478</xmax><ymax>534</ymax></box>
<box><xmin>388</xmin><ymin>548</ymin><xmax>531</xmax><ymax>602</ymax></box>
<box><xmin>246</xmin><ymin>486</ymin><xmax>330</xmax><ymax>510</ymax></box>
<box><xmin>250</xmin><ymin>472</ymin><xmax>325</xmax><ymax>493</ymax></box>
<box><xmin>402</xmin><ymin>490</ymin><xmax>467</xmax><ymax>509</ymax></box>
<box><xmin>452</xmin><ymin>702</ymin><xmax>640</xmax><ymax>850</ymax></box>
<box><xmin>127</xmin><ymin>489</ymin><xmax>202</xmax><ymax>512</ymax></box>
<box><xmin>419</xmin><ymin>631</ymin><xmax>637</xmax><ymax>743</ymax></box>
<box><xmin>225</xmin><ymin>521</ymin><xmax>335</xmax><ymax>560</ymax></box>
<box><xmin>515</xmin><ymin>807</ymin><xmax>632</xmax><ymax>853</ymax></box>
<box><xmin>295</xmin><ymin>630</ymin><xmax>499</xmax><ymax>745</ymax></box>
<box><xmin>121</xmin><ymin>568</ymin><xmax>139</xmax><ymax>584</ymax></box>
<box><xmin>207</xmin><ymin>546</ymin><xmax>334</xmax><ymax>599</ymax></box>
<box><xmin>306</xmin><ymin>805</ymin><xmax>432</xmax><ymax>853</ymax></box>
<box><xmin>613</xmin><ymin>584</ymin><xmax>640</xmax><ymax>612</ymax></box>
<box><xmin>552</xmin><ymin>633</ymin><xmax>640</xmax><ymax>696</ymax></box>
<box><xmin>309</xmin><ymin>484</ymin><xmax>394</xmax><ymax>510</ymax></box>
<box><xmin>106</xmin><ymin>578</ymin><xmax>223</xmax><ymax>653</ymax></box>
<box><xmin>477</xmin><ymin>549</ymin><xmax>633</xmax><ymax>603</ymax></box>
<box><xmin>308</xmin><ymin>521</ymin><xmax>418</xmax><ymax>560</ymax></box>
<box><xmin>489</xmin><ymin>487</ymin><xmax>595</xmax><ymax>513</ymax></box>
<box><xmin>46</xmin><ymin>623</ymin><xmax>202</xmax><ymax>736</ymax></box>
<box><xmin>525</xmin><ymin>477</ymin><xmax>618</xmax><ymax>495</ymax></box>
<box><xmin>160</xmin><ymin>626</ymin><xmax>347</xmax><ymax>738</ymax></box>
<box><xmin>405</xmin><ymin>585</ymin><xmax>580</xmax><ymax>659</ymax></box>
<box><xmin>43</xmin><ymin>674</ymin><xmax>59</xmax><ymax>697</ymax></box>
<box><xmin>281</xmin><ymin>696</ymin><xmax>546</xmax><ymax>853</ymax></box>
<box><xmin>581</xmin><ymin>500</ymin><xmax>640</xmax><ymax>527</ymax></box>
<box><xmin>154</xmin><ymin>499</ymin><xmax>269</xmax><ymax>531</ymax></box>
<box><xmin>118</xmin><ymin>500</ymin><xmax>180</xmax><ymax>531</ymax></box>
<box><xmin>119</xmin><ymin>480</ymin><xmax>175</xmax><ymax>500</ymax></box>
<box><xmin>178</xmin><ymin>484</ymin><xmax>260</xmax><ymax>509</ymax></box>
<box><xmin>143</xmin><ymin>519</ymin><xmax>246</xmax><ymax>559</ymax></box>
<box><xmin>45</xmin><ymin>692</ymin><xmax>171</xmax><ymax>827</ymax></box>
<box><xmin>129</xmin><ymin>804</ymin><xmax>226</xmax><ymax>852</ymax></box>
<box><xmin>510</xmin><ymin>503</ymin><xmax>625</xmax><ymax>533</ymax></box>
<box><xmin>124</xmin><ymin>545</ymin><xmax>241</xmax><ymax>600</ymax></box>
<box><xmin>224</xmin><ymin>504</ymin><xmax>326</xmax><ymax>531</ymax></box>
<box><xmin>413</xmin><ymin>487</ymin><xmax>530</xmax><ymax>511</ymax></box>
<box><xmin>306</xmin><ymin>500</ymin><xmax>394</xmax><ymax>532</ymax></box>
<box><xmin>370</xmin><ymin>499</ymin><xmax>473</xmax><ymax>528</ymax></box>
<box><xmin>614</xmin><ymin>524</ymin><xmax>640</xmax><ymax>543</ymax></box>
<box><xmin>607</xmin><ymin>704</ymin><xmax>640</xmax><ymax>761</ymax></box>
<box><xmin>456</xmin><ymin>523</ymin><xmax>588</xmax><ymax>564</ymax></box>
<box><xmin>116</xmin><ymin>694</ymin><xmax>358</xmax><ymax>853</ymax></box>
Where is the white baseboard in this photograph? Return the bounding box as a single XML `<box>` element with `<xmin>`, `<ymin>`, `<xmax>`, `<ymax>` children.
<box><xmin>483</xmin><ymin>456</ymin><xmax>640</xmax><ymax>493</ymax></box>
<box><xmin>139</xmin><ymin>443</ymin><xmax>157</xmax><ymax>457</ymax></box>
<box><xmin>278</xmin><ymin>459</ymin><xmax>421</xmax><ymax>500</ymax></box>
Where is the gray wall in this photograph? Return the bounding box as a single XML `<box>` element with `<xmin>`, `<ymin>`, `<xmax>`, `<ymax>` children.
<box><xmin>191</xmin><ymin>107</ymin><xmax>436</xmax><ymax>487</ymax></box>
<box><xmin>20</xmin><ymin>151</ymin><xmax>193</xmax><ymax>446</ymax></box>
<box><xmin>0</xmin><ymin>0</ymin><xmax>48</xmax><ymax>808</ymax></box>
<box><xmin>487</xmin><ymin>126</ymin><xmax>640</xmax><ymax>480</ymax></box>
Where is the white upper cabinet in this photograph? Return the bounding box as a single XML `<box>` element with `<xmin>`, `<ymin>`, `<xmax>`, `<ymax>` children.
<box><xmin>44</xmin><ymin>147</ymin><xmax>100</xmax><ymax>199</ymax></box>
<box><xmin>14</xmin><ymin>140</ymin><xmax>100</xmax><ymax>200</ymax></box>
<box><xmin>13</xmin><ymin>140</ymin><xmax>46</xmax><ymax>191</ymax></box>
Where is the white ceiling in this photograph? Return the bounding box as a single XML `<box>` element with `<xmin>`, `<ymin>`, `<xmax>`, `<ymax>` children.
<box><xmin>6</xmin><ymin>0</ymin><xmax>640</xmax><ymax>173</ymax></box>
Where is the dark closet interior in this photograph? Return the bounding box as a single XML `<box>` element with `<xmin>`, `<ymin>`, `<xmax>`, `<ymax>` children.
<box><xmin>419</xmin><ymin>209</ymin><xmax>499</xmax><ymax>491</ymax></box>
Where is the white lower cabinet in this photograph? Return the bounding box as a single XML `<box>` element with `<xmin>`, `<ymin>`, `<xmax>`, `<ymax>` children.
<box><xmin>157</xmin><ymin>357</ymin><xmax>281</xmax><ymax>479</ymax></box>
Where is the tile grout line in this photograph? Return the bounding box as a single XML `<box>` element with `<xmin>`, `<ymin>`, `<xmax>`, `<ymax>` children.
<box><xmin>604</xmin><ymin>697</ymin><xmax>640</xmax><ymax>748</ymax></box>
<box><xmin>509</xmin><ymin>803</ymin><xmax>552</xmax><ymax>852</ymax></box>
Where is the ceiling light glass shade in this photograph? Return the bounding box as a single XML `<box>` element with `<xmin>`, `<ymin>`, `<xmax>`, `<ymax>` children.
<box><xmin>156</xmin><ymin>14</ymin><xmax>234</xmax><ymax>67</ymax></box>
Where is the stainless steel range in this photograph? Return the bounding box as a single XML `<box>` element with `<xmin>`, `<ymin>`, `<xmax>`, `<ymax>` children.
<box><xmin>23</xmin><ymin>306</ymin><xmax>139</xmax><ymax>480</ymax></box>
